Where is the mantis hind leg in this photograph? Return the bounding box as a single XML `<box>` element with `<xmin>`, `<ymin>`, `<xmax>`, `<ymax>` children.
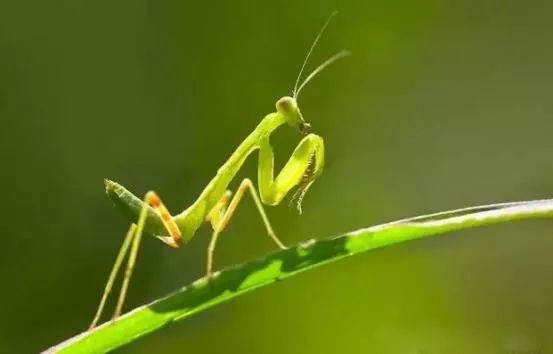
<box><xmin>88</xmin><ymin>223</ymin><xmax>136</xmax><ymax>330</ymax></box>
<box><xmin>205</xmin><ymin>178</ymin><xmax>286</xmax><ymax>277</ymax></box>
<box><xmin>89</xmin><ymin>191</ymin><xmax>181</xmax><ymax>329</ymax></box>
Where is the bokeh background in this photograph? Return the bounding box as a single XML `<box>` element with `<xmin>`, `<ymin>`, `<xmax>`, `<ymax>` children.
<box><xmin>2</xmin><ymin>0</ymin><xmax>553</xmax><ymax>353</ymax></box>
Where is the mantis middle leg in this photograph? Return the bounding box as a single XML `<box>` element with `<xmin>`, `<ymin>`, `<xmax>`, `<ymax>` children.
<box><xmin>205</xmin><ymin>178</ymin><xmax>285</xmax><ymax>276</ymax></box>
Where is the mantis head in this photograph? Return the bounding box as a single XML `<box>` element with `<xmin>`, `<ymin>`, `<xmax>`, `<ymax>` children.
<box><xmin>276</xmin><ymin>96</ymin><xmax>311</xmax><ymax>135</ymax></box>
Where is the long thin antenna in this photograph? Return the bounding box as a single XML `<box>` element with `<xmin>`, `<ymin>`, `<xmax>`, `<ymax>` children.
<box><xmin>295</xmin><ymin>50</ymin><xmax>350</xmax><ymax>97</ymax></box>
<box><xmin>292</xmin><ymin>11</ymin><xmax>338</xmax><ymax>98</ymax></box>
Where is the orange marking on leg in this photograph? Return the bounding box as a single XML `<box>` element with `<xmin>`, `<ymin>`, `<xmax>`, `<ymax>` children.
<box><xmin>206</xmin><ymin>190</ymin><xmax>232</xmax><ymax>227</ymax></box>
<box><xmin>221</xmin><ymin>193</ymin><xmax>231</xmax><ymax>204</ymax></box>
<box><xmin>215</xmin><ymin>180</ymin><xmax>250</xmax><ymax>233</ymax></box>
<box><xmin>148</xmin><ymin>194</ymin><xmax>162</xmax><ymax>207</ymax></box>
<box><xmin>145</xmin><ymin>191</ymin><xmax>183</xmax><ymax>247</ymax></box>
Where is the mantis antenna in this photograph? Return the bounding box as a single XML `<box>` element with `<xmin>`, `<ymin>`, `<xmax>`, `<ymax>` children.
<box><xmin>295</xmin><ymin>50</ymin><xmax>350</xmax><ymax>97</ymax></box>
<box><xmin>292</xmin><ymin>11</ymin><xmax>350</xmax><ymax>98</ymax></box>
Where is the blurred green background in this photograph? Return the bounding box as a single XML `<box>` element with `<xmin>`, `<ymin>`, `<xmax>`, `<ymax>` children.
<box><xmin>2</xmin><ymin>0</ymin><xmax>553</xmax><ymax>353</ymax></box>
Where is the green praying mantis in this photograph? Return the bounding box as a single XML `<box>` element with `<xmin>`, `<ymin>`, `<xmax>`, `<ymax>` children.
<box><xmin>89</xmin><ymin>13</ymin><xmax>349</xmax><ymax>329</ymax></box>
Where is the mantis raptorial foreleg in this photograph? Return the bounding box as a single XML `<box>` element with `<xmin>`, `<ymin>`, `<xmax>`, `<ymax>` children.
<box><xmin>259</xmin><ymin>133</ymin><xmax>324</xmax><ymax>210</ymax></box>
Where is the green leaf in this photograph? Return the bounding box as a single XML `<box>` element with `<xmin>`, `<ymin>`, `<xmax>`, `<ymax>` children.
<box><xmin>47</xmin><ymin>199</ymin><xmax>553</xmax><ymax>353</ymax></box>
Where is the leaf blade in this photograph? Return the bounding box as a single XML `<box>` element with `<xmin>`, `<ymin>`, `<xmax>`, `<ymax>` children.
<box><xmin>48</xmin><ymin>199</ymin><xmax>553</xmax><ymax>353</ymax></box>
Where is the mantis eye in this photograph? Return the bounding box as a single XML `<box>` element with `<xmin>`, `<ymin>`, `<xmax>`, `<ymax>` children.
<box><xmin>275</xmin><ymin>96</ymin><xmax>297</xmax><ymax>115</ymax></box>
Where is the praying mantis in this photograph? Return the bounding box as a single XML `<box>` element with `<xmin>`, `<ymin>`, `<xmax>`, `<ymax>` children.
<box><xmin>89</xmin><ymin>13</ymin><xmax>349</xmax><ymax>329</ymax></box>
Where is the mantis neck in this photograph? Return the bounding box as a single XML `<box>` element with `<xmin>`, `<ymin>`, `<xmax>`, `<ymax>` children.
<box><xmin>173</xmin><ymin>112</ymin><xmax>287</xmax><ymax>239</ymax></box>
